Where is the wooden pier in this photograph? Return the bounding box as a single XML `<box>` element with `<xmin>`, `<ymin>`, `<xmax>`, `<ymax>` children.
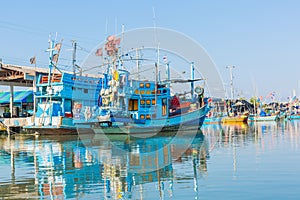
<box><xmin>0</xmin><ymin>62</ymin><xmax>49</xmax><ymax>135</ymax></box>
<box><xmin>0</xmin><ymin>118</ymin><xmax>29</xmax><ymax>135</ymax></box>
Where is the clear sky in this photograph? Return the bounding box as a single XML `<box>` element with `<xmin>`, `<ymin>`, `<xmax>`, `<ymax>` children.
<box><xmin>1</xmin><ymin>0</ymin><xmax>299</xmax><ymax>101</ymax></box>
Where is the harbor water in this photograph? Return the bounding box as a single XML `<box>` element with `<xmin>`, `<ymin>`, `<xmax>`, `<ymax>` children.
<box><xmin>1</xmin><ymin>120</ymin><xmax>300</xmax><ymax>199</ymax></box>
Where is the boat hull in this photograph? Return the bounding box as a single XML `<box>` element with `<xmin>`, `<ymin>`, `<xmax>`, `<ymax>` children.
<box><xmin>221</xmin><ymin>115</ymin><xmax>248</xmax><ymax>123</ymax></box>
<box><xmin>87</xmin><ymin>105</ymin><xmax>209</xmax><ymax>135</ymax></box>
<box><xmin>248</xmin><ymin>115</ymin><xmax>278</xmax><ymax>122</ymax></box>
<box><xmin>24</xmin><ymin>126</ymin><xmax>78</xmax><ymax>135</ymax></box>
<box><xmin>287</xmin><ymin>115</ymin><xmax>300</xmax><ymax>120</ymax></box>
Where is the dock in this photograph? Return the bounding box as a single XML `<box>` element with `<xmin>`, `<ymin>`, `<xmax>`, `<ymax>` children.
<box><xmin>0</xmin><ymin>117</ymin><xmax>29</xmax><ymax>135</ymax></box>
<box><xmin>0</xmin><ymin>62</ymin><xmax>49</xmax><ymax>135</ymax></box>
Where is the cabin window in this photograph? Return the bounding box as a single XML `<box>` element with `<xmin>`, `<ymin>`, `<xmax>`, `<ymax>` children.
<box><xmin>140</xmin><ymin>100</ymin><xmax>145</xmax><ymax>105</ymax></box>
<box><xmin>146</xmin><ymin>100</ymin><xmax>151</xmax><ymax>105</ymax></box>
<box><xmin>152</xmin><ymin>99</ymin><xmax>156</xmax><ymax>105</ymax></box>
<box><xmin>139</xmin><ymin>83</ymin><xmax>144</xmax><ymax>88</ymax></box>
<box><xmin>146</xmin><ymin>90</ymin><xmax>151</xmax><ymax>95</ymax></box>
<box><xmin>84</xmin><ymin>89</ymin><xmax>88</xmax><ymax>94</ymax></box>
<box><xmin>146</xmin><ymin>114</ymin><xmax>151</xmax><ymax>119</ymax></box>
<box><xmin>135</xmin><ymin>89</ymin><xmax>139</xmax><ymax>94</ymax></box>
<box><xmin>140</xmin><ymin>90</ymin><xmax>145</xmax><ymax>95</ymax></box>
<box><xmin>140</xmin><ymin>114</ymin><xmax>145</xmax><ymax>119</ymax></box>
<box><xmin>72</xmin><ymin>87</ymin><xmax>76</xmax><ymax>91</ymax></box>
<box><xmin>145</xmin><ymin>83</ymin><xmax>151</xmax><ymax>88</ymax></box>
<box><xmin>163</xmin><ymin>89</ymin><xmax>167</xmax><ymax>93</ymax></box>
<box><xmin>162</xmin><ymin>98</ymin><xmax>167</xmax><ymax>116</ymax></box>
<box><xmin>129</xmin><ymin>99</ymin><xmax>138</xmax><ymax>111</ymax></box>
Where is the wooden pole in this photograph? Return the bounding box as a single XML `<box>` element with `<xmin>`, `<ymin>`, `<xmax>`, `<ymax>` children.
<box><xmin>10</xmin><ymin>84</ymin><xmax>14</xmax><ymax>118</ymax></box>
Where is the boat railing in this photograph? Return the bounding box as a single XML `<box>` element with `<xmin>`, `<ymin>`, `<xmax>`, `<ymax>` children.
<box><xmin>40</xmin><ymin>74</ymin><xmax>62</xmax><ymax>84</ymax></box>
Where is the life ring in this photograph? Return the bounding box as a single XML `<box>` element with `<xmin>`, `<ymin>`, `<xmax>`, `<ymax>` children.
<box><xmin>102</xmin><ymin>98</ymin><xmax>109</xmax><ymax>106</ymax></box>
<box><xmin>100</xmin><ymin>88</ymin><xmax>105</xmax><ymax>95</ymax></box>
<box><xmin>130</xmin><ymin>112</ymin><xmax>138</xmax><ymax>119</ymax></box>
<box><xmin>194</xmin><ymin>86</ymin><xmax>204</xmax><ymax>95</ymax></box>
<box><xmin>110</xmin><ymin>94</ymin><xmax>114</xmax><ymax>102</ymax></box>
<box><xmin>112</xmin><ymin>86</ymin><xmax>117</xmax><ymax>93</ymax></box>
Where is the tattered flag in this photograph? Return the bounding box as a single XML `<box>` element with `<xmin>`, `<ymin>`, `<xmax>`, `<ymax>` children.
<box><xmin>115</xmin><ymin>37</ymin><xmax>121</xmax><ymax>46</ymax></box>
<box><xmin>95</xmin><ymin>48</ymin><xmax>103</xmax><ymax>56</ymax></box>
<box><xmin>163</xmin><ymin>55</ymin><xmax>168</xmax><ymax>63</ymax></box>
<box><xmin>107</xmin><ymin>35</ymin><xmax>115</xmax><ymax>41</ymax></box>
<box><xmin>54</xmin><ymin>43</ymin><xmax>62</xmax><ymax>51</ymax></box>
<box><xmin>29</xmin><ymin>56</ymin><xmax>36</xmax><ymax>64</ymax></box>
<box><xmin>52</xmin><ymin>54</ymin><xmax>59</xmax><ymax>63</ymax></box>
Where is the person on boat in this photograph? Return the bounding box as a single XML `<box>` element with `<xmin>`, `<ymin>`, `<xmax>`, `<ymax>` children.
<box><xmin>171</xmin><ymin>93</ymin><xmax>180</xmax><ymax>110</ymax></box>
<box><xmin>197</xmin><ymin>93</ymin><xmax>204</xmax><ymax>108</ymax></box>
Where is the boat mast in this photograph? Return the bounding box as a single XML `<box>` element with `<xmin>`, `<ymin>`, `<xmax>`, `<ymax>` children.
<box><xmin>155</xmin><ymin>44</ymin><xmax>160</xmax><ymax>111</ymax></box>
<box><xmin>155</xmin><ymin>62</ymin><xmax>158</xmax><ymax>110</ymax></box>
<box><xmin>165</xmin><ymin>60</ymin><xmax>170</xmax><ymax>88</ymax></box>
<box><xmin>72</xmin><ymin>40</ymin><xmax>77</xmax><ymax>75</ymax></box>
<box><xmin>226</xmin><ymin>65</ymin><xmax>235</xmax><ymax>100</ymax></box>
<box><xmin>48</xmin><ymin>39</ymin><xmax>54</xmax><ymax>86</ymax></box>
<box><xmin>121</xmin><ymin>24</ymin><xmax>125</xmax><ymax>70</ymax></box>
<box><xmin>190</xmin><ymin>62</ymin><xmax>195</xmax><ymax>99</ymax></box>
<box><xmin>136</xmin><ymin>48</ymin><xmax>140</xmax><ymax>80</ymax></box>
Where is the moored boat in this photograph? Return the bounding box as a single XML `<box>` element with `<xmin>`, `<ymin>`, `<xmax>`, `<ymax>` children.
<box><xmin>25</xmin><ymin>33</ymin><xmax>210</xmax><ymax>135</ymax></box>
<box><xmin>221</xmin><ymin>114</ymin><xmax>248</xmax><ymax>123</ymax></box>
<box><xmin>248</xmin><ymin>115</ymin><xmax>278</xmax><ymax>122</ymax></box>
<box><xmin>287</xmin><ymin>114</ymin><xmax>300</xmax><ymax>120</ymax></box>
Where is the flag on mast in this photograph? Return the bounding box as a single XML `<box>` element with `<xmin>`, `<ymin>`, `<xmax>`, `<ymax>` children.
<box><xmin>29</xmin><ymin>56</ymin><xmax>36</xmax><ymax>64</ymax></box>
<box><xmin>95</xmin><ymin>48</ymin><xmax>103</xmax><ymax>56</ymax></box>
<box><xmin>52</xmin><ymin>54</ymin><xmax>59</xmax><ymax>63</ymax></box>
<box><xmin>54</xmin><ymin>43</ymin><xmax>62</xmax><ymax>51</ymax></box>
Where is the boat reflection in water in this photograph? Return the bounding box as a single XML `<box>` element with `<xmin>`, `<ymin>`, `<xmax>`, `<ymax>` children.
<box><xmin>0</xmin><ymin>129</ymin><xmax>208</xmax><ymax>199</ymax></box>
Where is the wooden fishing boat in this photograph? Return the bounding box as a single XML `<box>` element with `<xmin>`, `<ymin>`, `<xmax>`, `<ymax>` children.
<box><xmin>25</xmin><ymin>34</ymin><xmax>210</xmax><ymax>135</ymax></box>
<box><xmin>221</xmin><ymin>115</ymin><xmax>248</xmax><ymax>123</ymax></box>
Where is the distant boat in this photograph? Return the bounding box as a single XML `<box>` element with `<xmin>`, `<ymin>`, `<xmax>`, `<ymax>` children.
<box><xmin>221</xmin><ymin>114</ymin><xmax>248</xmax><ymax>123</ymax></box>
<box><xmin>203</xmin><ymin>111</ymin><xmax>224</xmax><ymax>124</ymax></box>
<box><xmin>287</xmin><ymin>114</ymin><xmax>300</xmax><ymax>120</ymax></box>
<box><xmin>248</xmin><ymin>114</ymin><xmax>278</xmax><ymax>122</ymax></box>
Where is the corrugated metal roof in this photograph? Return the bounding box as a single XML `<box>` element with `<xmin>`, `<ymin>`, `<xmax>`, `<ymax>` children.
<box><xmin>0</xmin><ymin>90</ymin><xmax>33</xmax><ymax>104</ymax></box>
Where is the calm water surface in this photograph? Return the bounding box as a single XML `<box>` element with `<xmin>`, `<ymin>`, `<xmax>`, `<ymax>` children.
<box><xmin>1</xmin><ymin>121</ymin><xmax>300</xmax><ymax>199</ymax></box>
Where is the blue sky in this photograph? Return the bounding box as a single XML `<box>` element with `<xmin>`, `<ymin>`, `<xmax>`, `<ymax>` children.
<box><xmin>1</xmin><ymin>0</ymin><xmax>300</xmax><ymax>101</ymax></box>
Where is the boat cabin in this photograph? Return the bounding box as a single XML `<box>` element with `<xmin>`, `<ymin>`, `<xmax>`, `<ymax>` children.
<box><xmin>34</xmin><ymin>72</ymin><xmax>102</xmax><ymax>126</ymax></box>
<box><xmin>127</xmin><ymin>81</ymin><xmax>170</xmax><ymax>121</ymax></box>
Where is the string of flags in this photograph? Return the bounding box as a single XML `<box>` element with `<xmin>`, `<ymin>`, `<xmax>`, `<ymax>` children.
<box><xmin>95</xmin><ymin>35</ymin><xmax>121</xmax><ymax>57</ymax></box>
<box><xmin>30</xmin><ymin>41</ymin><xmax>62</xmax><ymax>65</ymax></box>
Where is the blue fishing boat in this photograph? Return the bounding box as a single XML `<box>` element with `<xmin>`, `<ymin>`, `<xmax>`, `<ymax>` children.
<box><xmin>25</xmin><ymin>35</ymin><xmax>209</xmax><ymax>135</ymax></box>
<box><xmin>24</xmin><ymin>39</ymin><xmax>103</xmax><ymax>134</ymax></box>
